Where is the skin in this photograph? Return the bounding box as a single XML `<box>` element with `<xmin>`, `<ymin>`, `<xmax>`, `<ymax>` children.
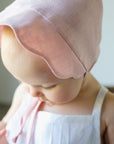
<box><xmin>0</xmin><ymin>26</ymin><xmax>114</xmax><ymax>144</ymax></box>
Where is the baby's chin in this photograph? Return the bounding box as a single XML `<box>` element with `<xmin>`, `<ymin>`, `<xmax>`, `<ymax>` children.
<box><xmin>45</xmin><ymin>97</ymin><xmax>76</xmax><ymax>106</ymax></box>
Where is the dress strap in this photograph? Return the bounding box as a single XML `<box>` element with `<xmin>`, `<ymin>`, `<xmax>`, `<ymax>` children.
<box><xmin>92</xmin><ymin>86</ymin><xmax>108</xmax><ymax>116</ymax></box>
<box><xmin>91</xmin><ymin>86</ymin><xmax>108</xmax><ymax>140</ymax></box>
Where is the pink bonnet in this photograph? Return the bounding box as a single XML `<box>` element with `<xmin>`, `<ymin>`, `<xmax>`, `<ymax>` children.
<box><xmin>0</xmin><ymin>0</ymin><xmax>103</xmax><ymax>79</ymax></box>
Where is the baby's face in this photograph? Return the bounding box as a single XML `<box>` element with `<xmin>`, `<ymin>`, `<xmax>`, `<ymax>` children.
<box><xmin>1</xmin><ymin>26</ymin><xmax>84</xmax><ymax>105</ymax></box>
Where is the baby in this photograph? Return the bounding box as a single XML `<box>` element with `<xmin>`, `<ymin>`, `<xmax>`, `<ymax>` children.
<box><xmin>0</xmin><ymin>0</ymin><xmax>114</xmax><ymax>144</ymax></box>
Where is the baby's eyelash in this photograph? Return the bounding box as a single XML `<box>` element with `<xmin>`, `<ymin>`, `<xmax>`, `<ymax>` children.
<box><xmin>43</xmin><ymin>84</ymin><xmax>57</xmax><ymax>89</ymax></box>
<box><xmin>17</xmin><ymin>79</ymin><xmax>57</xmax><ymax>89</ymax></box>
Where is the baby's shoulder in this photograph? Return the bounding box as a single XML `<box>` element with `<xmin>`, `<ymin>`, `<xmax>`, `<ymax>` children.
<box><xmin>102</xmin><ymin>90</ymin><xmax>114</xmax><ymax>125</ymax></box>
<box><xmin>101</xmin><ymin>90</ymin><xmax>114</xmax><ymax>142</ymax></box>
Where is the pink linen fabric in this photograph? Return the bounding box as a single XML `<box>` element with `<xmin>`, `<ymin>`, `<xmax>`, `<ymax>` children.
<box><xmin>0</xmin><ymin>0</ymin><xmax>103</xmax><ymax>79</ymax></box>
<box><xmin>0</xmin><ymin>129</ymin><xmax>8</xmax><ymax>144</ymax></box>
<box><xmin>0</xmin><ymin>93</ymin><xmax>44</xmax><ymax>144</ymax></box>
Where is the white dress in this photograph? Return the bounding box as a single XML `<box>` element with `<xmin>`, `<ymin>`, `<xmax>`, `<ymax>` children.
<box><xmin>0</xmin><ymin>86</ymin><xmax>108</xmax><ymax>144</ymax></box>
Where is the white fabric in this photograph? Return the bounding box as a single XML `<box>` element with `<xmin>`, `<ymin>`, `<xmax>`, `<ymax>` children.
<box><xmin>5</xmin><ymin>86</ymin><xmax>108</xmax><ymax>144</ymax></box>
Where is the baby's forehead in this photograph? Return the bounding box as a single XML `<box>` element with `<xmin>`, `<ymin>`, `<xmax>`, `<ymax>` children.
<box><xmin>1</xmin><ymin>26</ymin><xmax>25</xmax><ymax>54</ymax></box>
<box><xmin>1</xmin><ymin>26</ymin><xmax>40</xmax><ymax>61</ymax></box>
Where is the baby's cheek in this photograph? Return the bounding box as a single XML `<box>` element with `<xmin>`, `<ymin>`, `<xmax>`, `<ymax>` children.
<box><xmin>45</xmin><ymin>89</ymin><xmax>73</xmax><ymax>104</ymax></box>
<box><xmin>1</xmin><ymin>44</ymin><xmax>20</xmax><ymax>76</ymax></box>
<box><xmin>1</xmin><ymin>45</ymin><xmax>14</xmax><ymax>73</ymax></box>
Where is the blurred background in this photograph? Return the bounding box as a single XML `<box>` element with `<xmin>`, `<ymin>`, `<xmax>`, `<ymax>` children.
<box><xmin>0</xmin><ymin>0</ymin><xmax>114</xmax><ymax>118</ymax></box>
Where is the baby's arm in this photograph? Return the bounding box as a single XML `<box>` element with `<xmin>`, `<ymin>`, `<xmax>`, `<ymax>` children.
<box><xmin>103</xmin><ymin>92</ymin><xmax>114</xmax><ymax>144</ymax></box>
<box><xmin>0</xmin><ymin>83</ymin><xmax>28</xmax><ymax>130</ymax></box>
